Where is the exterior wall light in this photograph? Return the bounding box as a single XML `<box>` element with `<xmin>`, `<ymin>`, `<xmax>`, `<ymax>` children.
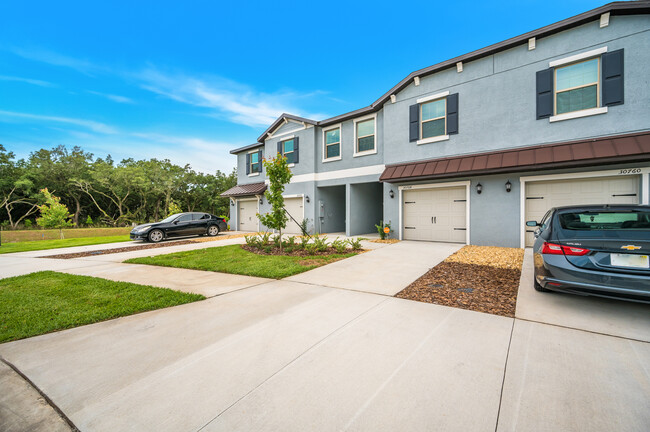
<box><xmin>389</xmin><ymin>190</ymin><xmax>395</xmax><ymax>199</ymax></box>
<box><xmin>476</xmin><ymin>183</ymin><xmax>483</xmax><ymax>194</ymax></box>
<box><xmin>505</xmin><ymin>180</ymin><xmax>512</xmax><ymax>193</ymax></box>
<box><xmin>305</xmin><ymin>195</ymin><xmax>310</xmax><ymax>203</ymax></box>
<box><xmin>259</xmin><ymin>197</ymin><xmax>263</xmax><ymax>205</ymax></box>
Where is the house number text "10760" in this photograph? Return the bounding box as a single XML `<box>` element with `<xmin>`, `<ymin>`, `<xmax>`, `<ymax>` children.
<box><xmin>619</xmin><ymin>168</ymin><xmax>641</xmax><ymax>175</ymax></box>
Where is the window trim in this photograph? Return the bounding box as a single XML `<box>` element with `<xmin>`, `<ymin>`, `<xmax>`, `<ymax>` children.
<box><xmin>549</xmin><ymin>46</ymin><xmax>607</xmax><ymax>68</ymax></box>
<box><xmin>247</xmin><ymin>149</ymin><xmax>261</xmax><ymax>177</ymax></box>
<box><xmin>322</xmin><ymin>124</ymin><xmax>342</xmax><ymax>162</ymax></box>
<box><xmin>419</xmin><ymin>97</ymin><xmax>447</xmax><ymax>141</ymax></box>
<box><xmin>553</xmin><ymin>57</ymin><xmax>601</xmax><ymax>116</ymax></box>
<box><xmin>280</xmin><ymin>137</ymin><xmax>296</xmax><ymax>164</ymax></box>
<box><xmin>353</xmin><ymin>114</ymin><xmax>377</xmax><ymax>157</ymax></box>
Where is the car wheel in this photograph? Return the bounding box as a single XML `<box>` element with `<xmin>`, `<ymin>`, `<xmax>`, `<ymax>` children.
<box><xmin>148</xmin><ymin>229</ymin><xmax>164</xmax><ymax>243</ymax></box>
<box><xmin>207</xmin><ymin>225</ymin><xmax>219</xmax><ymax>236</ymax></box>
<box><xmin>534</xmin><ymin>279</ymin><xmax>551</xmax><ymax>292</ymax></box>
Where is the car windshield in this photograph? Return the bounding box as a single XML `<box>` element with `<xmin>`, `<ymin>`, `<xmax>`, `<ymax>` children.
<box><xmin>160</xmin><ymin>214</ymin><xmax>182</xmax><ymax>223</ymax></box>
<box><xmin>558</xmin><ymin>211</ymin><xmax>650</xmax><ymax>230</ymax></box>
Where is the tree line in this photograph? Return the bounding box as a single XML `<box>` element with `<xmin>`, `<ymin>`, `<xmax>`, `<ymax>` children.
<box><xmin>0</xmin><ymin>144</ymin><xmax>236</xmax><ymax>229</ymax></box>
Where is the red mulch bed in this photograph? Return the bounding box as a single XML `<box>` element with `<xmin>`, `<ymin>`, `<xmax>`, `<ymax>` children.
<box><xmin>41</xmin><ymin>240</ymin><xmax>200</xmax><ymax>259</ymax></box>
<box><xmin>395</xmin><ymin>261</ymin><xmax>521</xmax><ymax>317</ymax></box>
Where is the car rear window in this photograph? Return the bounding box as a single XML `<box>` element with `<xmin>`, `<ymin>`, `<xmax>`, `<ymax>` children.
<box><xmin>558</xmin><ymin>211</ymin><xmax>650</xmax><ymax>230</ymax></box>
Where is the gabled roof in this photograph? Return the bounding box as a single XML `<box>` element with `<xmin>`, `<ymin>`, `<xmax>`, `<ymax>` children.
<box><xmin>379</xmin><ymin>131</ymin><xmax>650</xmax><ymax>183</ymax></box>
<box><xmin>230</xmin><ymin>142</ymin><xmax>264</xmax><ymax>155</ymax></box>
<box><xmin>257</xmin><ymin>113</ymin><xmax>317</xmax><ymax>143</ymax></box>
<box><xmin>220</xmin><ymin>182</ymin><xmax>267</xmax><ymax>197</ymax></box>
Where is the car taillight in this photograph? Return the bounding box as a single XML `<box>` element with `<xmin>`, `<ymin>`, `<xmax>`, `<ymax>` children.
<box><xmin>541</xmin><ymin>242</ymin><xmax>590</xmax><ymax>256</ymax></box>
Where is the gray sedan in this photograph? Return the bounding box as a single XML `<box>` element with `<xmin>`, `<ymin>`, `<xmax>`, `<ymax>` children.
<box><xmin>527</xmin><ymin>205</ymin><xmax>650</xmax><ymax>303</ymax></box>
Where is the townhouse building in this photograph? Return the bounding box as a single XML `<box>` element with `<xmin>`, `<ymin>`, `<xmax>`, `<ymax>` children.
<box><xmin>222</xmin><ymin>1</ymin><xmax>650</xmax><ymax>248</ymax></box>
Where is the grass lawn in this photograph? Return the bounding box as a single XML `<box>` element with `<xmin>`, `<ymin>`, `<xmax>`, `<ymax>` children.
<box><xmin>0</xmin><ymin>271</ymin><xmax>204</xmax><ymax>343</ymax></box>
<box><xmin>0</xmin><ymin>235</ymin><xmax>131</xmax><ymax>254</ymax></box>
<box><xmin>125</xmin><ymin>244</ymin><xmax>358</xmax><ymax>279</ymax></box>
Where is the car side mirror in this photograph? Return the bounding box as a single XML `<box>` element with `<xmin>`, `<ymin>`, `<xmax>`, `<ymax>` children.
<box><xmin>526</xmin><ymin>221</ymin><xmax>539</xmax><ymax>227</ymax></box>
<box><xmin>173</xmin><ymin>220</ymin><xmax>179</xmax><ymax>224</ymax></box>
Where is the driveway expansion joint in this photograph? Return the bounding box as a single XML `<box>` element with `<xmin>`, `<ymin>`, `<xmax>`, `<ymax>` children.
<box><xmin>494</xmin><ymin>319</ymin><xmax>516</xmax><ymax>432</ymax></box>
<box><xmin>0</xmin><ymin>357</ymin><xmax>80</xmax><ymax>432</ymax></box>
<box><xmin>514</xmin><ymin>317</ymin><xmax>650</xmax><ymax>344</ymax></box>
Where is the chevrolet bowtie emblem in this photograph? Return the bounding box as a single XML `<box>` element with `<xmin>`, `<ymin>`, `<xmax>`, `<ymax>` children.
<box><xmin>621</xmin><ymin>245</ymin><xmax>642</xmax><ymax>251</ymax></box>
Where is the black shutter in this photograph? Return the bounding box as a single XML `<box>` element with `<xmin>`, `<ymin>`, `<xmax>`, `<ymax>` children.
<box><xmin>294</xmin><ymin>137</ymin><xmax>299</xmax><ymax>164</ymax></box>
<box><xmin>257</xmin><ymin>150</ymin><xmax>263</xmax><ymax>172</ymax></box>
<box><xmin>245</xmin><ymin>153</ymin><xmax>250</xmax><ymax>175</ymax></box>
<box><xmin>277</xmin><ymin>141</ymin><xmax>282</xmax><ymax>156</ymax></box>
<box><xmin>536</xmin><ymin>68</ymin><xmax>554</xmax><ymax>119</ymax></box>
<box><xmin>409</xmin><ymin>104</ymin><xmax>419</xmax><ymax>142</ymax></box>
<box><xmin>602</xmin><ymin>49</ymin><xmax>624</xmax><ymax>106</ymax></box>
<box><xmin>447</xmin><ymin>93</ymin><xmax>459</xmax><ymax>135</ymax></box>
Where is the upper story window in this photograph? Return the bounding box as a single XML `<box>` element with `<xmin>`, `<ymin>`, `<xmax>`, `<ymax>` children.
<box><xmin>277</xmin><ymin>137</ymin><xmax>299</xmax><ymax>164</ymax></box>
<box><xmin>248</xmin><ymin>150</ymin><xmax>261</xmax><ymax>175</ymax></box>
<box><xmin>354</xmin><ymin>117</ymin><xmax>376</xmax><ymax>156</ymax></box>
<box><xmin>421</xmin><ymin>98</ymin><xmax>446</xmax><ymax>139</ymax></box>
<box><xmin>324</xmin><ymin>127</ymin><xmax>341</xmax><ymax>160</ymax></box>
<box><xmin>409</xmin><ymin>92</ymin><xmax>458</xmax><ymax>144</ymax></box>
<box><xmin>555</xmin><ymin>58</ymin><xmax>599</xmax><ymax>115</ymax></box>
<box><xmin>537</xmin><ymin>47</ymin><xmax>624</xmax><ymax>122</ymax></box>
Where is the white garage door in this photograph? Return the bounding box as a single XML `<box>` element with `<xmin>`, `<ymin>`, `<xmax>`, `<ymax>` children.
<box><xmin>283</xmin><ymin>197</ymin><xmax>304</xmax><ymax>234</ymax></box>
<box><xmin>524</xmin><ymin>175</ymin><xmax>639</xmax><ymax>246</ymax></box>
<box><xmin>238</xmin><ymin>199</ymin><xmax>258</xmax><ymax>232</ymax></box>
<box><xmin>403</xmin><ymin>186</ymin><xmax>467</xmax><ymax>243</ymax></box>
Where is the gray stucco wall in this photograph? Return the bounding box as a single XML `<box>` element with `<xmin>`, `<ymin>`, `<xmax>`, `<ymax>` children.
<box><xmin>315</xmin><ymin>185</ymin><xmax>346</xmax><ymax>234</ymax></box>
<box><xmin>348</xmin><ymin>182</ymin><xmax>383</xmax><ymax>236</ymax></box>
<box><xmin>382</xmin><ymin>15</ymin><xmax>650</xmax><ymax>165</ymax></box>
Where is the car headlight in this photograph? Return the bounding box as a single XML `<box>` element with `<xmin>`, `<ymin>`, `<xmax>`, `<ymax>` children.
<box><xmin>135</xmin><ymin>225</ymin><xmax>151</xmax><ymax>233</ymax></box>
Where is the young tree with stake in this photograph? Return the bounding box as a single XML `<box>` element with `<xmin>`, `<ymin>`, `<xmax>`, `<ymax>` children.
<box><xmin>36</xmin><ymin>189</ymin><xmax>74</xmax><ymax>239</ymax></box>
<box><xmin>257</xmin><ymin>154</ymin><xmax>292</xmax><ymax>251</ymax></box>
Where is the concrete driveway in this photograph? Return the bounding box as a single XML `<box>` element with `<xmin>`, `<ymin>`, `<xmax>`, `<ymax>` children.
<box><xmin>1</xmin><ymin>240</ymin><xmax>649</xmax><ymax>431</ymax></box>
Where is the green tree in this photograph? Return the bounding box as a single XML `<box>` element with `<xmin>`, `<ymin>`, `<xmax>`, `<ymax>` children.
<box><xmin>0</xmin><ymin>145</ymin><xmax>40</xmax><ymax>229</ymax></box>
<box><xmin>167</xmin><ymin>201</ymin><xmax>182</xmax><ymax>216</ymax></box>
<box><xmin>36</xmin><ymin>188</ymin><xmax>73</xmax><ymax>239</ymax></box>
<box><xmin>257</xmin><ymin>155</ymin><xmax>292</xmax><ymax>250</ymax></box>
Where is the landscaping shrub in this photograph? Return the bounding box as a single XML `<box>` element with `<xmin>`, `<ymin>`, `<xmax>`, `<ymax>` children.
<box><xmin>332</xmin><ymin>237</ymin><xmax>348</xmax><ymax>253</ymax></box>
<box><xmin>312</xmin><ymin>235</ymin><xmax>330</xmax><ymax>252</ymax></box>
<box><xmin>375</xmin><ymin>220</ymin><xmax>391</xmax><ymax>240</ymax></box>
<box><xmin>347</xmin><ymin>238</ymin><xmax>362</xmax><ymax>250</ymax></box>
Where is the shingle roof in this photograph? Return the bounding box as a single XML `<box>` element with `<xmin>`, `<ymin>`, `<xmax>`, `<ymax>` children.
<box><xmin>379</xmin><ymin>131</ymin><xmax>650</xmax><ymax>182</ymax></box>
<box><xmin>220</xmin><ymin>182</ymin><xmax>267</xmax><ymax>197</ymax></box>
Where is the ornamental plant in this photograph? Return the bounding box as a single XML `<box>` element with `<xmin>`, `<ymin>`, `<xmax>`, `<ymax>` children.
<box><xmin>36</xmin><ymin>188</ymin><xmax>74</xmax><ymax>239</ymax></box>
<box><xmin>257</xmin><ymin>155</ymin><xmax>292</xmax><ymax>251</ymax></box>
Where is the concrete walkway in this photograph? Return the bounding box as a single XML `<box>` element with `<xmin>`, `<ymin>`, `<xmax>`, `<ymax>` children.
<box><xmin>1</xmin><ymin>240</ymin><xmax>649</xmax><ymax>431</ymax></box>
<box><xmin>287</xmin><ymin>240</ymin><xmax>462</xmax><ymax>296</ymax></box>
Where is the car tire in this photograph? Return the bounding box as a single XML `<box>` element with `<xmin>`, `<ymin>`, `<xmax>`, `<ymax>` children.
<box><xmin>207</xmin><ymin>225</ymin><xmax>219</xmax><ymax>237</ymax></box>
<box><xmin>148</xmin><ymin>229</ymin><xmax>164</xmax><ymax>243</ymax></box>
<box><xmin>534</xmin><ymin>279</ymin><xmax>551</xmax><ymax>292</ymax></box>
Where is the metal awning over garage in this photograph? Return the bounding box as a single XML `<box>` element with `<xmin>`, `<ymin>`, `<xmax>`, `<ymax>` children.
<box><xmin>220</xmin><ymin>182</ymin><xmax>267</xmax><ymax>197</ymax></box>
<box><xmin>380</xmin><ymin>131</ymin><xmax>650</xmax><ymax>183</ymax></box>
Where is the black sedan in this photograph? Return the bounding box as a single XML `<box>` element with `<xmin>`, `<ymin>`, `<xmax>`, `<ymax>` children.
<box><xmin>527</xmin><ymin>205</ymin><xmax>650</xmax><ymax>303</ymax></box>
<box><xmin>130</xmin><ymin>212</ymin><xmax>227</xmax><ymax>243</ymax></box>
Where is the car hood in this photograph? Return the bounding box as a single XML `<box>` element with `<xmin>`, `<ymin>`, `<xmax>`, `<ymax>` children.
<box><xmin>131</xmin><ymin>222</ymin><xmax>162</xmax><ymax>231</ymax></box>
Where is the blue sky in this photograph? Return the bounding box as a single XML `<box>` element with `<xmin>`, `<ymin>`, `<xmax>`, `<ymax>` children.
<box><xmin>0</xmin><ymin>0</ymin><xmax>607</xmax><ymax>174</ymax></box>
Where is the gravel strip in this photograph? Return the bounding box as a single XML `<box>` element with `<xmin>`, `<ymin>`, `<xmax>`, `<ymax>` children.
<box><xmin>395</xmin><ymin>245</ymin><xmax>524</xmax><ymax>317</ymax></box>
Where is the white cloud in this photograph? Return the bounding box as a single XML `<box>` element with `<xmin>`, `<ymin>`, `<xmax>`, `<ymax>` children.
<box><xmin>0</xmin><ymin>75</ymin><xmax>54</xmax><ymax>87</ymax></box>
<box><xmin>138</xmin><ymin>68</ymin><xmax>329</xmax><ymax>127</ymax></box>
<box><xmin>8</xmin><ymin>47</ymin><xmax>105</xmax><ymax>75</ymax></box>
<box><xmin>0</xmin><ymin>110</ymin><xmax>117</xmax><ymax>134</ymax></box>
<box><xmin>87</xmin><ymin>90</ymin><xmax>135</xmax><ymax>104</ymax></box>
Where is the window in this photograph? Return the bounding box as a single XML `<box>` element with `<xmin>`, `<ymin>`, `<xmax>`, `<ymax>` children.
<box><xmin>355</xmin><ymin>118</ymin><xmax>375</xmax><ymax>154</ymax></box>
<box><xmin>324</xmin><ymin>127</ymin><xmax>340</xmax><ymax>160</ymax></box>
<box><xmin>421</xmin><ymin>98</ymin><xmax>446</xmax><ymax>139</ymax></box>
<box><xmin>559</xmin><ymin>211</ymin><xmax>650</xmax><ymax>231</ymax></box>
<box><xmin>176</xmin><ymin>214</ymin><xmax>192</xmax><ymax>223</ymax></box>
<box><xmin>281</xmin><ymin>138</ymin><xmax>295</xmax><ymax>164</ymax></box>
<box><xmin>555</xmin><ymin>58</ymin><xmax>599</xmax><ymax>115</ymax></box>
<box><xmin>250</xmin><ymin>151</ymin><xmax>260</xmax><ymax>173</ymax></box>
